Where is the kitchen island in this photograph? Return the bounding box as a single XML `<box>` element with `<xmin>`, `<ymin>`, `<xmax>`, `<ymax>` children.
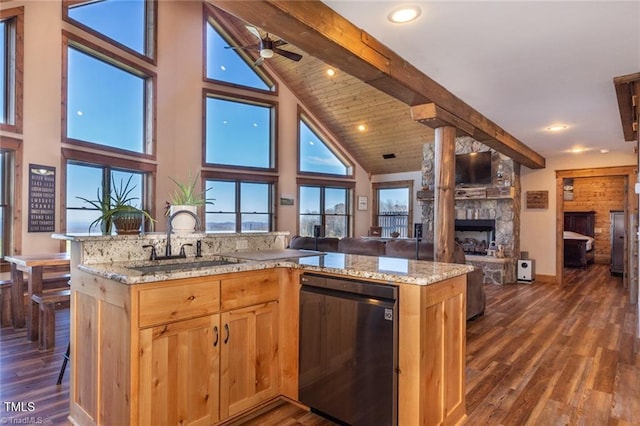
<box><xmin>55</xmin><ymin>233</ymin><xmax>473</xmax><ymax>426</ymax></box>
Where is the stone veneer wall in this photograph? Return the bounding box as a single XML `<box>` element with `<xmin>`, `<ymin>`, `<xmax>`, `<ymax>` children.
<box><xmin>420</xmin><ymin>136</ymin><xmax>521</xmax><ymax>284</ymax></box>
<box><xmin>68</xmin><ymin>232</ymin><xmax>289</xmax><ymax>265</ymax></box>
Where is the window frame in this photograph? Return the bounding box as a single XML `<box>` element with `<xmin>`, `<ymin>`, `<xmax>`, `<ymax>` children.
<box><xmin>372</xmin><ymin>180</ymin><xmax>414</xmax><ymax>238</ymax></box>
<box><xmin>62</xmin><ymin>31</ymin><xmax>156</xmax><ymax>160</ymax></box>
<box><xmin>297</xmin><ymin>110</ymin><xmax>354</xmax><ymax>178</ymax></box>
<box><xmin>203</xmin><ymin>3</ymin><xmax>276</xmax><ymax>94</ymax></box>
<box><xmin>62</xmin><ymin>0</ymin><xmax>158</xmax><ymax>64</ymax></box>
<box><xmin>61</xmin><ymin>148</ymin><xmax>157</xmax><ymax>234</ymax></box>
<box><xmin>0</xmin><ymin>6</ymin><xmax>23</xmax><ymax>133</ymax></box>
<box><xmin>202</xmin><ymin>171</ymin><xmax>277</xmax><ymax>233</ymax></box>
<box><xmin>0</xmin><ymin>137</ymin><xmax>22</xmax><ymax>271</ymax></box>
<box><xmin>202</xmin><ymin>89</ymin><xmax>278</xmax><ymax>172</ymax></box>
<box><xmin>297</xmin><ymin>177</ymin><xmax>354</xmax><ymax>238</ymax></box>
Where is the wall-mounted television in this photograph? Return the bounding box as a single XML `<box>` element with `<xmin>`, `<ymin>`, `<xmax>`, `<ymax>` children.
<box><xmin>455</xmin><ymin>151</ymin><xmax>492</xmax><ymax>185</ymax></box>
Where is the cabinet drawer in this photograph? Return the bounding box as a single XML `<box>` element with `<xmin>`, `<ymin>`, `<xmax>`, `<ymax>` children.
<box><xmin>221</xmin><ymin>270</ymin><xmax>279</xmax><ymax>310</ymax></box>
<box><xmin>139</xmin><ymin>279</ymin><xmax>220</xmax><ymax>328</ymax></box>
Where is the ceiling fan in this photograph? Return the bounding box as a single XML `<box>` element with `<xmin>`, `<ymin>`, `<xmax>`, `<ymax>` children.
<box><xmin>226</xmin><ymin>25</ymin><xmax>303</xmax><ymax>66</ymax></box>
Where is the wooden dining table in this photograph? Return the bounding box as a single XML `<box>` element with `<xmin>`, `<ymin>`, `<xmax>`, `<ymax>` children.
<box><xmin>4</xmin><ymin>253</ymin><xmax>70</xmax><ymax>341</ymax></box>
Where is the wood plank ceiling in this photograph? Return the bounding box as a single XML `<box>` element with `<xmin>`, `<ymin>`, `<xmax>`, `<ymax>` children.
<box><xmin>213</xmin><ymin>6</ymin><xmax>434</xmax><ymax>175</ymax></box>
<box><xmin>209</xmin><ymin>2</ymin><xmax>545</xmax><ymax>175</ymax></box>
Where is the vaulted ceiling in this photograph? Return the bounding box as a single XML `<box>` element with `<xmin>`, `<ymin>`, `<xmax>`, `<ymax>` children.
<box><xmin>209</xmin><ymin>1</ymin><xmax>639</xmax><ymax>176</ymax></box>
<box><xmin>210</xmin><ymin>5</ymin><xmax>437</xmax><ymax>175</ymax></box>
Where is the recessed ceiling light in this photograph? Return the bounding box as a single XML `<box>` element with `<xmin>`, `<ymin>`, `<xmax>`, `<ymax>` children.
<box><xmin>388</xmin><ymin>6</ymin><xmax>421</xmax><ymax>23</ymax></box>
<box><xmin>600</xmin><ymin>148</ymin><xmax>610</xmax><ymax>154</ymax></box>
<box><xmin>326</xmin><ymin>68</ymin><xmax>336</xmax><ymax>77</ymax></box>
<box><xmin>569</xmin><ymin>147</ymin><xmax>585</xmax><ymax>154</ymax></box>
<box><xmin>357</xmin><ymin>124</ymin><xmax>367</xmax><ymax>132</ymax></box>
<box><xmin>546</xmin><ymin>124</ymin><xmax>568</xmax><ymax>132</ymax></box>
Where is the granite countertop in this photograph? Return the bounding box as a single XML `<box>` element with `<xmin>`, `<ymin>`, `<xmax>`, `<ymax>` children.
<box><xmin>77</xmin><ymin>249</ymin><xmax>474</xmax><ymax>287</ymax></box>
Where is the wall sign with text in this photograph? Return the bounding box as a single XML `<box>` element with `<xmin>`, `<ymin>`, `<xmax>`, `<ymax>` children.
<box><xmin>28</xmin><ymin>164</ymin><xmax>56</xmax><ymax>232</ymax></box>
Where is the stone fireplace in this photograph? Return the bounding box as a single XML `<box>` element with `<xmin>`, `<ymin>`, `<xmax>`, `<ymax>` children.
<box><xmin>419</xmin><ymin>136</ymin><xmax>520</xmax><ymax>284</ymax></box>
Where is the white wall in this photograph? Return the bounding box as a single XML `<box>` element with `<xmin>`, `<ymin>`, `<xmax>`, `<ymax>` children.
<box><xmin>521</xmin><ymin>150</ymin><xmax>636</xmax><ymax>276</ymax></box>
<box><xmin>3</xmin><ymin>0</ymin><xmax>372</xmax><ymax>256</ymax></box>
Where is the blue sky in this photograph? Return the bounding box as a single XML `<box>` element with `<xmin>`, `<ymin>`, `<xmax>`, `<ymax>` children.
<box><xmin>65</xmin><ymin>0</ymin><xmax>348</xmax><ymax>229</ymax></box>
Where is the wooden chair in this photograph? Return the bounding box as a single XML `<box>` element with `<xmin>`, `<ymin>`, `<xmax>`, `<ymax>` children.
<box><xmin>369</xmin><ymin>226</ymin><xmax>382</xmax><ymax>237</ymax></box>
<box><xmin>0</xmin><ymin>280</ymin><xmax>11</xmax><ymax>327</ymax></box>
<box><xmin>30</xmin><ymin>286</ymin><xmax>70</xmax><ymax>351</ymax></box>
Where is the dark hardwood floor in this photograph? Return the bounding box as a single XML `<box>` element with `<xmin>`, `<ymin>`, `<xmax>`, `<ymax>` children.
<box><xmin>1</xmin><ymin>263</ymin><xmax>638</xmax><ymax>425</ymax></box>
<box><xmin>466</xmin><ymin>264</ymin><xmax>640</xmax><ymax>425</ymax></box>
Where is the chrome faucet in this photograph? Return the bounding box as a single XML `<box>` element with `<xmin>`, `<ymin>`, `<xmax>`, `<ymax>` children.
<box><xmin>165</xmin><ymin>209</ymin><xmax>201</xmax><ymax>257</ymax></box>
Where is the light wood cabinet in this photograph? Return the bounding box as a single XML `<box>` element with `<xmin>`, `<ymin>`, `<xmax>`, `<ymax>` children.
<box><xmin>220</xmin><ymin>301</ymin><xmax>279</xmax><ymax>418</ymax></box>
<box><xmin>138</xmin><ymin>314</ymin><xmax>220</xmax><ymax>425</ymax></box>
<box><xmin>69</xmin><ymin>269</ymin><xmax>281</xmax><ymax>426</ymax></box>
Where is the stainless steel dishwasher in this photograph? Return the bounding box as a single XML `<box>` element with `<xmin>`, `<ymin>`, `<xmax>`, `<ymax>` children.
<box><xmin>298</xmin><ymin>273</ymin><xmax>398</xmax><ymax>425</ymax></box>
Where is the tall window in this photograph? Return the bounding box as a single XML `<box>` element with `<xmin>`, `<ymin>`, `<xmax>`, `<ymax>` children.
<box><xmin>0</xmin><ymin>7</ymin><xmax>23</xmax><ymax>132</ymax></box>
<box><xmin>373</xmin><ymin>182</ymin><xmax>413</xmax><ymax>238</ymax></box>
<box><xmin>66</xmin><ymin>162</ymin><xmax>148</xmax><ymax>234</ymax></box>
<box><xmin>204</xmin><ymin>178</ymin><xmax>273</xmax><ymax>233</ymax></box>
<box><xmin>299</xmin><ymin>185</ymin><xmax>350</xmax><ymax>238</ymax></box>
<box><xmin>0</xmin><ymin>150</ymin><xmax>11</xmax><ymax>258</ymax></box>
<box><xmin>66</xmin><ymin>43</ymin><xmax>151</xmax><ymax>154</ymax></box>
<box><xmin>65</xmin><ymin>0</ymin><xmax>154</xmax><ymax>59</ymax></box>
<box><xmin>205</xmin><ymin>94</ymin><xmax>275</xmax><ymax>169</ymax></box>
<box><xmin>205</xmin><ymin>20</ymin><xmax>273</xmax><ymax>91</ymax></box>
<box><xmin>0</xmin><ymin>20</ymin><xmax>7</xmax><ymax>124</ymax></box>
<box><xmin>299</xmin><ymin>117</ymin><xmax>352</xmax><ymax>176</ymax></box>
<box><xmin>0</xmin><ymin>138</ymin><xmax>20</xmax><ymax>263</ymax></box>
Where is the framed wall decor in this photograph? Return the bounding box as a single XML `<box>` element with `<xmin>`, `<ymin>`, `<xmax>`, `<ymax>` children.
<box><xmin>357</xmin><ymin>195</ymin><xmax>368</xmax><ymax>211</ymax></box>
<box><xmin>28</xmin><ymin>164</ymin><xmax>56</xmax><ymax>232</ymax></box>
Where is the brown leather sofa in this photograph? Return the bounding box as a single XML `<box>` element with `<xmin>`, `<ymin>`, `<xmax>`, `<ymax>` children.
<box><xmin>289</xmin><ymin>235</ymin><xmax>486</xmax><ymax>320</ymax></box>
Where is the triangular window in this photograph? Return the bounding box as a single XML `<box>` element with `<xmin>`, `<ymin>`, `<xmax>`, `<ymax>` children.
<box><xmin>299</xmin><ymin>118</ymin><xmax>352</xmax><ymax>176</ymax></box>
<box><xmin>67</xmin><ymin>0</ymin><xmax>150</xmax><ymax>57</ymax></box>
<box><xmin>206</xmin><ymin>21</ymin><xmax>274</xmax><ymax>92</ymax></box>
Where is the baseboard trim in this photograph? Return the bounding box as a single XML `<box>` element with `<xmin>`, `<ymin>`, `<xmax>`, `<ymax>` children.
<box><xmin>535</xmin><ymin>274</ymin><xmax>557</xmax><ymax>284</ymax></box>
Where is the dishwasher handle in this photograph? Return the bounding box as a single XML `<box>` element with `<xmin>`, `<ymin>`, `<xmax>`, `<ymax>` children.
<box><xmin>301</xmin><ymin>273</ymin><xmax>397</xmax><ymax>301</ymax></box>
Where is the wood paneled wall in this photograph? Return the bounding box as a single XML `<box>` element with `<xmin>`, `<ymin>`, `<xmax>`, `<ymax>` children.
<box><xmin>565</xmin><ymin>176</ymin><xmax>625</xmax><ymax>262</ymax></box>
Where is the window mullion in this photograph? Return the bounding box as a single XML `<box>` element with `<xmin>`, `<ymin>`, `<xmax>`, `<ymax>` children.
<box><xmin>235</xmin><ymin>181</ymin><xmax>242</xmax><ymax>233</ymax></box>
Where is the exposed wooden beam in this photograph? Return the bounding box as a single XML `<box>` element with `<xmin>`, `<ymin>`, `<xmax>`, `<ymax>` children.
<box><xmin>433</xmin><ymin>126</ymin><xmax>456</xmax><ymax>263</ymax></box>
<box><xmin>614</xmin><ymin>72</ymin><xmax>640</xmax><ymax>142</ymax></box>
<box><xmin>209</xmin><ymin>0</ymin><xmax>546</xmax><ymax>169</ymax></box>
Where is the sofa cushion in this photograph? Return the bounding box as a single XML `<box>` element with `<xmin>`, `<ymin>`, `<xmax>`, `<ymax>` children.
<box><xmin>384</xmin><ymin>240</ymin><xmax>435</xmax><ymax>260</ymax></box>
<box><xmin>338</xmin><ymin>238</ymin><xmax>386</xmax><ymax>256</ymax></box>
<box><xmin>289</xmin><ymin>235</ymin><xmax>339</xmax><ymax>252</ymax></box>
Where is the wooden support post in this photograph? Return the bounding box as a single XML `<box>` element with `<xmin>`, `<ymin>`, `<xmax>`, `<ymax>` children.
<box><xmin>434</xmin><ymin>126</ymin><xmax>456</xmax><ymax>263</ymax></box>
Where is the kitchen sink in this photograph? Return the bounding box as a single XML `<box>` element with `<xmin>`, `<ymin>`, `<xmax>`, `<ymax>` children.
<box><xmin>128</xmin><ymin>259</ymin><xmax>240</xmax><ymax>274</ymax></box>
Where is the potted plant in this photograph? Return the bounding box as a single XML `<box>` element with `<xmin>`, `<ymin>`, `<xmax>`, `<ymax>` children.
<box><xmin>77</xmin><ymin>175</ymin><xmax>154</xmax><ymax>235</ymax></box>
<box><xmin>167</xmin><ymin>172</ymin><xmax>214</xmax><ymax>233</ymax></box>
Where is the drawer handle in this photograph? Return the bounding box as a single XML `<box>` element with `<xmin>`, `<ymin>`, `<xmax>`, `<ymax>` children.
<box><xmin>224</xmin><ymin>324</ymin><xmax>230</xmax><ymax>344</ymax></box>
<box><xmin>213</xmin><ymin>326</ymin><xmax>219</xmax><ymax>347</ymax></box>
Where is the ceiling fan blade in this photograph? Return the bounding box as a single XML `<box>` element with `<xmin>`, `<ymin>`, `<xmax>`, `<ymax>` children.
<box><xmin>253</xmin><ymin>57</ymin><xmax>265</xmax><ymax>67</ymax></box>
<box><xmin>224</xmin><ymin>44</ymin><xmax>259</xmax><ymax>51</ymax></box>
<box><xmin>273</xmin><ymin>39</ymin><xmax>288</xmax><ymax>47</ymax></box>
<box><xmin>245</xmin><ymin>25</ymin><xmax>261</xmax><ymax>40</ymax></box>
<box><xmin>273</xmin><ymin>47</ymin><xmax>302</xmax><ymax>62</ymax></box>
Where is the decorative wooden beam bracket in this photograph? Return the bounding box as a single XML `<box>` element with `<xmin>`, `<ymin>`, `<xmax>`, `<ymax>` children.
<box><xmin>613</xmin><ymin>72</ymin><xmax>640</xmax><ymax>142</ymax></box>
<box><xmin>209</xmin><ymin>0</ymin><xmax>546</xmax><ymax>170</ymax></box>
<box><xmin>410</xmin><ymin>103</ymin><xmax>545</xmax><ymax>169</ymax></box>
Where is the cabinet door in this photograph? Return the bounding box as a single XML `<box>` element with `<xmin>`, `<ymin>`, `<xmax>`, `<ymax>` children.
<box><xmin>220</xmin><ymin>301</ymin><xmax>279</xmax><ymax>418</ymax></box>
<box><xmin>139</xmin><ymin>315</ymin><xmax>220</xmax><ymax>426</ymax></box>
